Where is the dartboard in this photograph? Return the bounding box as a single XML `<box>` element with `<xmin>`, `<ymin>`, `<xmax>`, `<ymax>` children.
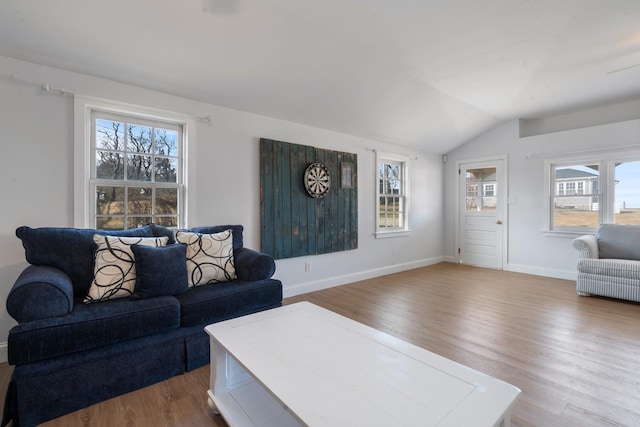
<box><xmin>304</xmin><ymin>163</ymin><xmax>331</xmax><ymax>198</ymax></box>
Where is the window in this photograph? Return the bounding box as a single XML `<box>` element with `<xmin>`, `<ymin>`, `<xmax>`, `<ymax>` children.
<box><xmin>376</xmin><ymin>152</ymin><xmax>410</xmax><ymax>237</ymax></box>
<box><xmin>483</xmin><ymin>183</ymin><xmax>496</xmax><ymax>197</ymax></box>
<box><xmin>75</xmin><ymin>97</ymin><xmax>191</xmax><ymax>230</ymax></box>
<box><xmin>546</xmin><ymin>154</ymin><xmax>640</xmax><ymax>232</ymax></box>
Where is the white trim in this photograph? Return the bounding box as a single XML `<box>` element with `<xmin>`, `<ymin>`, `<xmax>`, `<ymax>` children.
<box><xmin>506</xmin><ymin>263</ymin><xmax>577</xmax><ymax>281</ymax></box>
<box><xmin>74</xmin><ymin>95</ymin><xmax>196</xmax><ymax>229</ymax></box>
<box><xmin>374</xmin><ymin>230</ymin><xmax>411</xmax><ymax>239</ymax></box>
<box><xmin>282</xmin><ymin>256</ymin><xmax>445</xmax><ymax>298</ymax></box>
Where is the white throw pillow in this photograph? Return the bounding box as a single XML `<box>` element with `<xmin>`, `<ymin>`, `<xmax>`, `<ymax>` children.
<box><xmin>84</xmin><ymin>235</ymin><xmax>169</xmax><ymax>303</ymax></box>
<box><xmin>175</xmin><ymin>230</ymin><xmax>236</xmax><ymax>287</ymax></box>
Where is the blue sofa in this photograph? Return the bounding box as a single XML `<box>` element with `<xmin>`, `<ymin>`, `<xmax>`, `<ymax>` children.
<box><xmin>2</xmin><ymin>224</ymin><xmax>282</xmax><ymax>427</ymax></box>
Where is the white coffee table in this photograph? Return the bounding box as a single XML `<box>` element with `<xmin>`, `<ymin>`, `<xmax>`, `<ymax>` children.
<box><xmin>206</xmin><ymin>302</ymin><xmax>520</xmax><ymax>427</ymax></box>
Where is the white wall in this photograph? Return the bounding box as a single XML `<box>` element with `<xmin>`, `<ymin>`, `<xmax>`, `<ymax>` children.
<box><xmin>0</xmin><ymin>55</ymin><xmax>444</xmax><ymax>362</ymax></box>
<box><xmin>443</xmin><ymin>116</ymin><xmax>640</xmax><ymax>280</ymax></box>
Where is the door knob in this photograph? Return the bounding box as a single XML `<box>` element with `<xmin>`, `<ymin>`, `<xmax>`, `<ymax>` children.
<box><xmin>496</xmin><ymin>220</ymin><xmax>503</xmax><ymax>225</ymax></box>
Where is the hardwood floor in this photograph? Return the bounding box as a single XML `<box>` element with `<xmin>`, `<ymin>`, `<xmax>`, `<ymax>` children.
<box><xmin>1</xmin><ymin>262</ymin><xmax>639</xmax><ymax>426</ymax></box>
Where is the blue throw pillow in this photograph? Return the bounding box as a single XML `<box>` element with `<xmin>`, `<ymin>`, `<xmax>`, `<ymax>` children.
<box><xmin>130</xmin><ymin>244</ymin><xmax>189</xmax><ymax>299</ymax></box>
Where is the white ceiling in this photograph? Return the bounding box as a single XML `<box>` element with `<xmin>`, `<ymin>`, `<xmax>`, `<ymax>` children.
<box><xmin>2</xmin><ymin>0</ymin><xmax>640</xmax><ymax>153</ymax></box>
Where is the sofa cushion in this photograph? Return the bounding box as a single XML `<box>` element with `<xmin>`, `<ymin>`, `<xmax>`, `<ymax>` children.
<box><xmin>7</xmin><ymin>266</ymin><xmax>74</xmax><ymax>323</ymax></box>
<box><xmin>7</xmin><ymin>296</ymin><xmax>181</xmax><ymax>365</ymax></box>
<box><xmin>175</xmin><ymin>230</ymin><xmax>237</xmax><ymax>286</ymax></box>
<box><xmin>596</xmin><ymin>224</ymin><xmax>640</xmax><ymax>261</ymax></box>
<box><xmin>131</xmin><ymin>244</ymin><xmax>189</xmax><ymax>299</ymax></box>
<box><xmin>85</xmin><ymin>235</ymin><xmax>169</xmax><ymax>303</ymax></box>
<box><xmin>16</xmin><ymin>225</ymin><xmax>156</xmax><ymax>297</ymax></box>
<box><xmin>176</xmin><ymin>278</ymin><xmax>283</xmax><ymax>327</ymax></box>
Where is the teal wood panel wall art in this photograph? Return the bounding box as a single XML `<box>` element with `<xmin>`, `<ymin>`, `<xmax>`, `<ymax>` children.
<box><xmin>260</xmin><ymin>138</ymin><xmax>358</xmax><ymax>259</ymax></box>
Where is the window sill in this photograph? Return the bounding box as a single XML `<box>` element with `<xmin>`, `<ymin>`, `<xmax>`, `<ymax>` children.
<box><xmin>375</xmin><ymin>230</ymin><xmax>411</xmax><ymax>239</ymax></box>
<box><xmin>543</xmin><ymin>229</ymin><xmax>595</xmax><ymax>238</ymax></box>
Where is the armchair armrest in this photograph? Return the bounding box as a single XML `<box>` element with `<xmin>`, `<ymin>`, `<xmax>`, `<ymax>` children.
<box><xmin>7</xmin><ymin>265</ymin><xmax>74</xmax><ymax>323</ymax></box>
<box><xmin>234</xmin><ymin>247</ymin><xmax>276</xmax><ymax>281</ymax></box>
<box><xmin>572</xmin><ymin>235</ymin><xmax>599</xmax><ymax>259</ymax></box>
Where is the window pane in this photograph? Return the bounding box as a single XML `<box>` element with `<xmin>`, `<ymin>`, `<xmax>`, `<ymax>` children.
<box><xmin>127</xmin><ymin>124</ymin><xmax>152</xmax><ymax>154</ymax></box>
<box><xmin>554</xmin><ymin>165</ymin><xmax>599</xmax><ymax>196</ymax></box>
<box><xmin>386</xmin><ymin>164</ymin><xmax>399</xmax><ymax>180</ymax></box>
<box><xmin>155</xmin><ymin>128</ymin><xmax>179</xmax><ymax>156</ymax></box>
<box><xmin>96</xmin><ymin>119</ymin><xmax>124</xmax><ymax>151</ymax></box>
<box><xmin>97</xmin><ymin>216</ymin><xmax>124</xmax><ymax>230</ymax></box>
<box><xmin>614</xmin><ymin>161</ymin><xmax>640</xmax><ymax>224</ymax></box>
<box><xmin>553</xmin><ymin>164</ymin><xmax>599</xmax><ymax>229</ymax></box>
<box><xmin>96</xmin><ymin>186</ymin><xmax>124</xmax><ymax>215</ymax></box>
<box><xmin>155</xmin><ymin>216</ymin><xmax>178</xmax><ymax>227</ymax></box>
<box><xmin>127</xmin><ymin>217</ymin><xmax>152</xmax><ymax>229</ymax></box>
<box><xmin>155</xmin><ymin>157</ymin><xmax>177</xmax><ymax>183</ymax></box>
<box><xmin>553</xmin><ymin>196</ymin><xmax>599</xmax><ymax>228</ymax></box>
<box><xmin>156</xmin><ymin>188</ymin><xmax>178</xmax><ymax>214</ymax></box>
<box><xmin>466</xmin><ymin>167</ymin><xmax>496</xmax><ymax>212</ymax></box>
<box><xmin>96</xmin><ymin>151</ymin><xmax>124</xmax><ymax>180</ymax></box>
<box><xmin>127</xmin><ymin>155</ymin><xmax>153</xmax><ymax>181</ymax></box>
<box><xmin>128</xmin><ymin>187</ymin><xmax>152</xmax><ymax>215</ymax></box>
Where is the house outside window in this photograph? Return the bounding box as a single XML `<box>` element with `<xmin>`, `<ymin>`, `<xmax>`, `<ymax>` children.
<box><xmin>74</xmin><ymin>97</ymin><xmax>191</xmax><ymax>230</ymax></box>
<box><xmin>376</xmin><ymin>152</ymin><xmax>410</xmax><ymax>237</ymax></box>
<box><xmin>483</xmin><ymin>183</ymin><xmax>496</xmax><ymax>197</ymax></box>
<box><xmin>546</xmin><ymin>154</ymin><xmax>640</xmax><ymax>232</ymax></box>
<box><xmin>466</xmin><ymin>169</ymin><xmax>497</xmax><ymax>211</ymax></box>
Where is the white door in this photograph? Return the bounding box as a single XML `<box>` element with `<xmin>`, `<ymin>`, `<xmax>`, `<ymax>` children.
<box><xmin>458</xmin><ymin>159</ymin><xmax>505</xmax><ymax>269</ymax></box>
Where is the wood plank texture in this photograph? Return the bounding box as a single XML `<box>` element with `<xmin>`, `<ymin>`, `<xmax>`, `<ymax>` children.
<box><xmin>259</xmin><ymin>138</ymin><xmax>357</xmax><ymax>259</ymax></box>
<box><xmin>1</xmin><ymin>263</ymin><xmax>639</xmax><ymax>426</ymax></box>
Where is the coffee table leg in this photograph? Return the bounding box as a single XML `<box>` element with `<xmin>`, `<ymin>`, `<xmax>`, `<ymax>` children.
<box><xmin>209</xmin><ymin>339</ymin><xmax>228</xmax><ymax>416</ymax></box>
<box><xmin>207</xmin><ymin>392</ymin><xmax>220</xmax><ymax>414</ymax></box>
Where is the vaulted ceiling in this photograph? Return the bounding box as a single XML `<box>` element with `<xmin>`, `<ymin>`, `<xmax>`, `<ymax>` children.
<box><xmin>2</xmin><ymin>0</ymin><xmax>640</xmax><ymax>153</ymax></box>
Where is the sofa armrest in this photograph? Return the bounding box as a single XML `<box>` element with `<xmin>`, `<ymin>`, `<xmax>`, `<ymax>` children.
<box><xmin>234</xmin><ymin>247</ymin><xmax>276</xmax><ymax>281</ymax></box>
<box><xmin>7</xmin><ymin>265</ymin><xmax>74</xmax><ymax>323</ymax></box>
<box><xmin>572</xmin><ymin>235</ymin><xmax>599</xmax><ymax>259</ymax></box>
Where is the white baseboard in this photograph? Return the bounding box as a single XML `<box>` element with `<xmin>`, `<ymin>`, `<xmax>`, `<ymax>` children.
<box><xmin>0</xmin><ymin>342</ymin><xmax>7</xmax><ymax>364</ymax></box>
<box><xmin>283</xmin><ymin>256</ymin><xmax>447</xmax><ymax>298</ymax></box>
<box><xmin>507</xmin><ymin>263</ymin><xmax>577</xmax><ymax>281</ymax></box>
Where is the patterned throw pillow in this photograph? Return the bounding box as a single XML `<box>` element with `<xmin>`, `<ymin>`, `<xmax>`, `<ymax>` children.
<box><xmin>175</xmin><ymin>230</ymin><xmax>237</xmax><ymax>287</ymax></box>
<box><xmin>84</xmin><ymin>235</ymin><xmax>169</xmax><ymax>303</ymax></box>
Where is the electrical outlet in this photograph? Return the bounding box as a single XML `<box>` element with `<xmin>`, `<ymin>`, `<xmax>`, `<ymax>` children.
<box><xmin>304</xmin><ymin>262</ymin><xmax>311</xmax><ymax>272</ymax></box>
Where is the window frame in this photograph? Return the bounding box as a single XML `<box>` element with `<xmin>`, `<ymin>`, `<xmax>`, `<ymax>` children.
<box><xmin>375</xmin><ymin>151</ymin><xmax>410</xmax><ymax>238</ymax></box>
<box><xmin>74</xmin><ymin>96</ymin><xmax>193</xmax><ymax>229</ymax></box>
<box><xmin>544</xmin><ymin>150</ymin><xmax>640</xmax><ymax>235</ymax></box>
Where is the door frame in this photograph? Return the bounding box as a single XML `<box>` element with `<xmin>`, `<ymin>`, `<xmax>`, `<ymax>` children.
<box><xmin>454</xmin><ymin>155</ymin><xmax>509</xmax><ymax>269</ymax></box>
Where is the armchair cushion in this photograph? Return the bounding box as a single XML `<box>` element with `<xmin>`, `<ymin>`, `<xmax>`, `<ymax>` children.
<box><xmin>596</xmin><ymin>224</ymin><xmax>640</xmax><ymax>261</ymax></box>
<box><xmin>6</xmin><ymin>266</ymin><xmax>74</xmax><ymax>323</ymax></box>
<box><xmin>577</xmin><ymin>258</ymin><xmax>640</xmax><ymax>280</ymax></box>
